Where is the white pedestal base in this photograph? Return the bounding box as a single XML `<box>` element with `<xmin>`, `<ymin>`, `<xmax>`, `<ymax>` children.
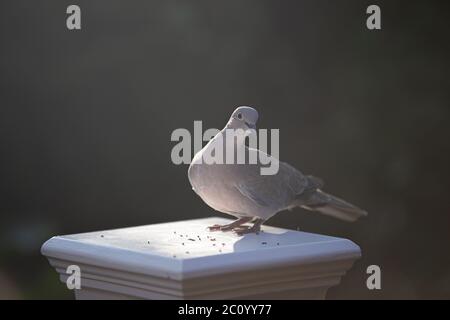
<box><xmin>42</xmin><ymin>217</ymin><xmax>361</xmax><ymax>300</ymax></box>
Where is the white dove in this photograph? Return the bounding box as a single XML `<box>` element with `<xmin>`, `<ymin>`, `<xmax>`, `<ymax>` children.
<box><xmin>188</xmin><ymin>106</ymin><xmax>367</xmax><ymax>235</ymax></box>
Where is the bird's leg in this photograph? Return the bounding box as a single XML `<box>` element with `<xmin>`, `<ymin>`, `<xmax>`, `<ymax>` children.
<box><xmin>208</xmin><ymin>217</ymin><xmax>253</xmax><ymax>232</ymax></box>
<box><xmin>233</xmin><ymin>218</ymin><xmax>265</xmax><ymax>235</ymax></box>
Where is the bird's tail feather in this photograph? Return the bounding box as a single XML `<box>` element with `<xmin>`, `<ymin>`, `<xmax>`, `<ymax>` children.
<box><xmin>299</xmin><ymin>190</ymin><xmax>367</xmax><ymax>222</ymax></box>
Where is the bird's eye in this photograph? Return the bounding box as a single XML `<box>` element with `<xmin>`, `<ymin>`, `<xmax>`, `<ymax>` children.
<box><xmin>237</xmin><ymin>113</ymin><xmax>242</xmax><ymax>119</ymax></box>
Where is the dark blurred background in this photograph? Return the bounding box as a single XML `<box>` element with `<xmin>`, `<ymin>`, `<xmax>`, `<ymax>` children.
<box><xmin>1</xmin><ymin>0</ymin><xmax>449</xmax><ymax>299</ymax></box>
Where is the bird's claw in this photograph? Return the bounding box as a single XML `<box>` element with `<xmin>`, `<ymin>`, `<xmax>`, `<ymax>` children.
<box><xmin>208</xmin><ymin>224</ymin><xmax>235</xmax><ymax>232</ymax></box>
<box><xmin>208</xmin><ymin>224</ymin><xmax>222</xmax><ymax>231</ymax></box>
<box><xmin>232</xmin><ymin>225</ymin><xmax>260</xmax><ymax>236</ymax></box>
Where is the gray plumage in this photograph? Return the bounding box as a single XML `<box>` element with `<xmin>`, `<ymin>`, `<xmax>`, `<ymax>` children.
<box><xmin>188</xmin><ymin>106</ymin><xmax>367</xmax><ymax>234</ymax></box>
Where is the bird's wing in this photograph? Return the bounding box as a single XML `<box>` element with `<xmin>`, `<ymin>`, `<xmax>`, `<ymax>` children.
<box><xmin>235</xmin><ymin>159</ymin><xmax>309</xmax><ymax>210</ymax></box>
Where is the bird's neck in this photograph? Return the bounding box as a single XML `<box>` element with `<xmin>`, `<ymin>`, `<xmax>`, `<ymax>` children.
<box><xmin>200</xmin><ymin>128</ymin><xmax>246</xmax><ymax>159</ymax></box>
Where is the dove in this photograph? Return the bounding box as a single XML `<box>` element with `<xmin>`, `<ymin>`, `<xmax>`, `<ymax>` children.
<box><xmin>188</xmin><ymin>106</ymin><xmax>367</xmax><ymax>235</ymax></box>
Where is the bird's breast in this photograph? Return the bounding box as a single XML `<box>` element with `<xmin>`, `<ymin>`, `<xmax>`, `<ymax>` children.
<box><xmin>188</xmin><ymin>162</ymin><xmax>248</xmax><ymax>214</ymax></box>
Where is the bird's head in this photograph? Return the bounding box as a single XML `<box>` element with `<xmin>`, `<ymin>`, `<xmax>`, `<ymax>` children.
<box><xmin>226</xmin><ymin>106</ymin><xmax>259</xmax><ymax>131</ymax></box>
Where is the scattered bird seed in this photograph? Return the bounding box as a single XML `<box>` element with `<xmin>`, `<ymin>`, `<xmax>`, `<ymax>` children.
<box><xmin>188</xmin><ymin>238</ymin><xmax>195</xmax><ymax>241</ymax></box>
<box><xmin>210</xmin><ymin>238</ymin><xmax>216</xmax><ymax>241</ymax></box>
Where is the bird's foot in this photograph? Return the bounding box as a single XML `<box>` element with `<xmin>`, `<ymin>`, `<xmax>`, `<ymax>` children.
<box><xmin>232</xmin><ymin>225</ymin><xmax>261</xmax><ymax>236</ymax></box>
<box><xmin>208</xmin><ymin>224</ymin><xmax>224</xmax><ymax>231</ymax></box>
<box><xmin>208</xmin><ymin>218</ymin><xmax>253</xmax><ymax>232</ymax></box>
<box><xmin>208</xmin><ymin>224</ymin><xmax>235</xmax><ymax>232</ymax></box>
